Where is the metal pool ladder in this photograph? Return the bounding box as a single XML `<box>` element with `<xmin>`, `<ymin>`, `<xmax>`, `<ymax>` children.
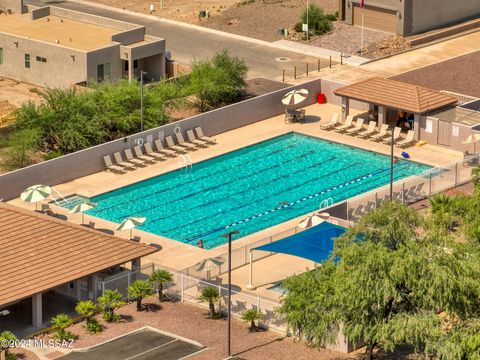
<box><xmin>319</xmin><ymin>197</ymin><xmax>333</xmax><ymax>210</ymax></box>
<box><xmin>180</xmin><ymin>154</ymin><xmax>193</xmax><ymax>170</ymax></box>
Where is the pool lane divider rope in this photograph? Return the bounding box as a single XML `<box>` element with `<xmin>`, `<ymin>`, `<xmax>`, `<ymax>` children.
<box><xmin>185</xmin><ymin>162</ymin><xmax>408</xmax><ymax>242</ymax></box>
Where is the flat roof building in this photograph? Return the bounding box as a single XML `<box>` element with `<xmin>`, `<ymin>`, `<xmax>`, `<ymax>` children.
<box><xmin>0</xmin><ymin>0</ymin><xmax>166</xmax><ymax>87</ymax></box>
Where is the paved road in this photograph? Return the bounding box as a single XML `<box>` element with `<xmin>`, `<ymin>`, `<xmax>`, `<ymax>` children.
<box><xmin>27</xmin><ymin>0</ymin><xmax>324</xmax><ymax>80</ymax></box>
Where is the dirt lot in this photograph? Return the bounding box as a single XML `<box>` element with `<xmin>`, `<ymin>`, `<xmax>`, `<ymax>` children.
<box><xmin>0</xmin><ymin>78</ymin><xmax>43</xmax><ymax>107</ymax></box>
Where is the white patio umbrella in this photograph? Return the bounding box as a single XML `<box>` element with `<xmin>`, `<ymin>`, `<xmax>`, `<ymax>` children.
<box><xmin>116</xmin><ymin>216</ymin><xmax>146</xmax><ymax>239</ymax></box>
<box><xmin>298</xmin><ymin>212</ymin><xmax>330</xmax><ymax>229</ymax></box>
<box><xmin>282</xmin><ymin>88</ymin><xmax>309</xmax><ymax>107</ymax></box>
<box><xmin>68</xmin><ymin>202</ymin><xmax>97</xmax><ymax>224</ymax></box>
<box><xmin>20</xmin><ymin>184</ymin><xmax>51</xmax><ymax>210</ymax></box>
<box><xmin>462</xmin><ymin>133</ymin><xmax>480</xmax><ymax>153</ymax></box>
<box><xmin>194</xmin><ymin>257</ymin><xmax>225</xmax><ymax>280</ymax></box>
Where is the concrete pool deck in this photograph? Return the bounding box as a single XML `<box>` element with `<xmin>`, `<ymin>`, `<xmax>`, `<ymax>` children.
<box><xmin>8</xmin><ymin>103</ymin><xmax>462</xmax><ymax>277</ymax></box>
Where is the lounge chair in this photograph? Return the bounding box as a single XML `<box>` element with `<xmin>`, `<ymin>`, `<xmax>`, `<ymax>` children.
<box><xmin>175</xmin><ymin>132</ymin><xmax>197</xmax><ymax>150</ymax></box>
<box><xmin>320</xmin><ymin>113</ymin><xmax>340</xmax><ymax>130</ymax></box>
<box><xmin>346</xmin><ymin>118</ymin><xmax>365</xmax><ymax>135</ymax></box>
<box><xmin>113</xmin><ymin>152</ymin><xmax>136</xmax><ymax>170</ymax></box>
<box><xmin>333</xmin><ymin>115</ymin><xmax>354</xmax><ymax>133</ymax></box>
<box><xmin>382</xmin><ymin>127</ymin><xmax>402</xmax><ymax>144</ymax></box>
<box><xmin>195</xmin><ymin>127</ymin><xmax>216</xmax><ymax>144</ymax></box>
<box><xmin>103</xmin><ymin>155</ymin><xmax>126</xmax><ymax>173</ymax></box>
<box><xmin>396</xmin><ymin>130</ymin><xmax>415</xmax><ymax>148</ymax></box>
<box><xmin>187</xmin><ymin>129</ymin><xmax>208</xmax><ymax>147</ymax></box>
<box><xmin>165</xmin><ymin>136</ymin><xmax>187</xmax><ymax>153</ymax></box>
<box><xmin>153</xmin><ymin>139</ymin><xmax>176</xmax><ymax>157</ymax></box>
<box><xmin>370</xmin><ymin>124</ymin><xmax>390</xmax><ymax>141</ymax></box>
<box><xmin>133</xmin><ymin>146</ymin><xmax>156</xmax><ymax>163</ymax></box>
<box><xmin>144</xmin><ymin>143</ymin><xmax>166</xmax><ymax>161</ymax></box>
<box><xmin>357</xmin><ymin>121</ymin><xmax>377</xmax><ymax>138</ymax></box>
<box><xmin>124</xmin><ymin>148</ymin><xmax>146</xmax><ymax>166</ymax></box>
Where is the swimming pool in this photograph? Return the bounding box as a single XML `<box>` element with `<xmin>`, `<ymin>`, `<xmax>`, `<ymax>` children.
<box><xmin>68</xmin><ymin>133</ymin><xmax>430</xmax><ymax>248</ymax></box>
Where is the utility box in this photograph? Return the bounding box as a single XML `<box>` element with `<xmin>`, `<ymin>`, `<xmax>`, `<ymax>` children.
<box><xmin>317</xmin><ymin>93</ymin><xmax>326</xmax><ymax>104</ymax></box>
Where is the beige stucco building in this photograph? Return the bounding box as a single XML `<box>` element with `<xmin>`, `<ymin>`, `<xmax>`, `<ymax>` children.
<box><xmin>0</xmin><ymin>0</ymin><xmax>166</xmax><ymax>88</ymax></box>
<box><xmin>338</xmin><ymin>0</ymin><xmax>480</xmax><ymax>35</ymax></box>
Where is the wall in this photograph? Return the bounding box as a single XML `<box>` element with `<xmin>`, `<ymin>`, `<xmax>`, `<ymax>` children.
<box><xmin>0</xmin><ymin>33</ymin><xmax>87</xmax><ymax>88</ymax></box>
<box><xmin>0</xmin><ymin>79</ymin><xmax>321</xmax><ymax>200</ymax></box>
<box><xmin>86</xmin><ymin>45</ymin><xmax>123</xmax><ymax>83</ymax></box>
<box><xmin>0</xmin><ymin>0</ymin><xmax>25</xmax><ymax>13</ymax></box>
<box><xmin>30</xmin><ymin>5</ymin><xmax>48</xmax><ymax>19</ymax></box>
<box><xmin>420</xmin><ymin>115</ymin><xmax>475</xmax><ymax>153</ymax></box>
<box><xmin>344</xmin><ymin>0</ymin><xmax>403</xmax><ymax>35</ymax></box>
<box><xmin>111</xmin><ymin>28</ymin><xmax>145</xmax><ymax>45</ymax></box>
<box><xmin>321</xmin><ymin>78</ymin><xmax>369</xmax><ymax>111</ymax></box>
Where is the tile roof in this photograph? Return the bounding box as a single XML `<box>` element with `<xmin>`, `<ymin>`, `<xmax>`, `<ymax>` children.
<box><xmin>334</xmin><ymin>77</ymin><xmax>458</xmax><ymax>113</ymax></box>
<box><xmin>0</xmin><ymin>203</ymin><xmax>157</xmax><ymax>307</ymax></box>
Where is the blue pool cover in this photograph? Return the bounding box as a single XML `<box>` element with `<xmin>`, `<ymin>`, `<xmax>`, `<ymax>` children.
<box><xmin>253</xmin><ymin>222</ymin><xmax>346</xmax><ymax>263</ymax></box>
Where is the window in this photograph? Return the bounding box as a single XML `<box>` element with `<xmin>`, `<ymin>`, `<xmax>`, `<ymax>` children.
<box><xmin>24</xmin><ymin>54</ymin><xmax>30</xmax><ymax>68</ymax></box>
<box><xmin>0</xmin><ymin>48</ymin><xmax>3</xmax><ymax>65</ymax></box>
<box><xmin>133</xmin><ymin>60</ymin><xmax>138</xmax><ymax>69</ymax></box>
<box><xmin>97</xmin><ymin>63</ymin><xmax>110</xmax><ymax>83</ymax></box>
<box><xmin>35</xmin><ymin>56</ymin><xmax>47</xmax><ymax>63</ymax></box>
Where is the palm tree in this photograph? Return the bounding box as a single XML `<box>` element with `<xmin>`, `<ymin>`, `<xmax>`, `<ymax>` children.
<box><xmin>0</xmin><ymin>331</ymin><xmax>17</xmax><ymax>358</ymax></box>
<box><xmin>98</xmin><ymin>289</ymin><xmax>125</xmax><ymax>322</ymax></box>
<box><xmin>128</xmin><ymin>280</ymin><xmax>155</xmax><ymax>311</ymax></box>
<box><xmin>198</xmin><ymin>286</ymin><xmax>221</xmax><ymax>319</ymax></box>
<box><xmin>51</xmin><ymin>314</ymin><xmax>75</xmax><ymax>341</ymax></box>
<box><xmin>149</xmin><ymin>269</ymin><xmax>173</xmax><ymax>302</ymax></box>
<box><xmin>241</xmin><ymin>309</ymin><xmax>263</xmax><ymax>332</ymax></box>
<box><xmin>75</xmin><ymin>300</ymin><xmax>96</xmax><ymax>322</ymax></box>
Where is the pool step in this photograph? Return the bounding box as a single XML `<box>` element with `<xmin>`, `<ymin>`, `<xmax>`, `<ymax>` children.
<box><xmin>54</xmin><ymin>195</ymin><xmax>91</xmax><ymax>210</ymax></box>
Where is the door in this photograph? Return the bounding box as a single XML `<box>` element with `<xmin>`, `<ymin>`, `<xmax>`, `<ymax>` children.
<box><xmin>353</xmin><ymin>4</ymin><xmax>397</xmax><ymax>34</ymax></box>
<box><xmin>438</xmin><ymin>120</ymin><xmax>451</xmax><ymax>147</ymax></box>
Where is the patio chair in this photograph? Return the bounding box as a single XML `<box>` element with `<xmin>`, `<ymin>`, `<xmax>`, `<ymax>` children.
<box><xmin>131</xmin><ymin>235</ymin><xmax>141</xmax><ymax>242</ymax></box>
<box><xmin>113</xmin><ymin>152</ymin><xmax>136</xmax><ymax>170</ymax></box>
<box><xmin>153</xmin><ymin>139</ymin><xmax>177</xmax><ymax>157</ymax></box>
<box><xmin>357</xmin><ymin>121</ymin><xmax>377</xmax><ymax>138</ymax></box>
<box><xmin>298</xmin><ymin>109</ymin><xmax>306</xmax><ymax>123</ymax></box>
<box><xmin>144</xmin><ymin>142</ymin><xmax>166</xmax><ymax>161</ymax></box>
<box><xmin>41</xmin><ymin>204</ymin><xmax>55</xmax><ymax>216</ymax></box>
<box><xmin>187</xmin><ymin>129</ymin><xmax>208</xmax><ymax>147</ymax></box>
<box><xmin>370</xmin><ymin>124</ymin><xmax>390</xmax><ymax>141</ymax></box>
<box><xmin>333</xmin><ymin>115</ymin><xmax>354</xmax><ymax>133</ymax></box>
<box><xmin>133</xmin><ymin>146</ymin><xmax>156</xmax><ymax>163</ymax></box>
<box><xmin>346</xmin><ymin>118</ymin><xmax>365</xmax><ymax>135</ymax></box>
<box><xmin>103</xmin><ymin>155</ymin><xmax>126</xmax><ymax>173</ymax></box>
<box><xmin>382</xmin><ymin>127</ymin><xmax>402</xmax><ymax>144</ymax></box>
<box><xmin>86</xmin><ymin>221</ymin><xmax>95</xmax><ymax>229</ymax></box>
<box><xmin>284</xmin><ymin>109</ymin><xmax>294</xmax><ymax>123</ymax></box>
<box><xmin>396</xmin><ymin>130</ymin><xmax>415</xmax><ymax>148</ymax></box>
<box><xmin>165</xmin><ymin>136</ymin><xmax>187</xmax><ymax>153</ymax></box>
<box><xmin>320</xmin><ymin>113</ymin><xmax>340</xmax><ymax>130</ymax></box>
<box><xmin>175</xmin><ymin>132</ymin><xmax>197</xmax><ymax>150</ymax></box>
<box><xmin>124</xmin><ymin>148</ymin><xmax>147</xmax><ymax>166</ymax></box>
<box><xmin>195</xmin><ymin>127</ymin><xmax>216</xmax><ymax>144</ymax></box>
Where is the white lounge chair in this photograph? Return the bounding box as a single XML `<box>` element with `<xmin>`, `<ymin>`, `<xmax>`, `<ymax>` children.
<box><xmin>154</xmin><ymin>139</ymin><xmax>176</xmax><ymax>156</ymax></box>
<box><xmin>144</xmin><ymin>143</ymin><xmax>166</xmax><ymax>161</ymax></box>
<box><xmin>165</xmin><ymin>136</ymin><xmax>187</xmax><ymax>153</ymax></box>
<box><xmin>124</xmin><ymin>148</ymin><xmax>146</xmax><ymax>166</ymax></box>
<box><xmin>370</xmin><ymin>124</ymin><xmax>390</xmax><ymax>141</ymax></box>
<box><xmin>187</xmin><ymin>130</ymin><xmax>208</xmax><ymax>147</ymax></box>
<box><xmin>320</xmin><ymin>113</ymin><xmax>340</xmax><ymax>130</ymax></box>
<box><xmin>333</xmin><ymin>115</ymin><xmax>354</xmax><ymax>133</ymax></box>
<box><xmin>382</xmin><ymin>127</ymin><xmax>402</xmax><ymax>144</ymax></box>
<box><xmin>396</xmin><ymin>130</ymin><xmax>415</xmax><ymax>148</ymax></box>
<box><xmin>176</xmin><ymin>133</ymin><xmax>197</xmax><ymax>150</ymax></box>
<box><xmin>357</xmin><ymin>121</ymin><xmax>377</xmax><ymax>138</ymax></box>
<box><xmin>103</xmin><ymin>155</ymin><xmax>126</xmax><ymax>173</ymax></box>
<box><xmin>134</xmin><ymin>146</ymin><xmax>156</xmax><ymax>163</ymax></box>
<box><xmin>113</xmin><ymin>152</ymin><xmax>135</xmax><ymax>170</ymax></box>
<box><xmin>195</xmin><ymin>127</ymin><xmax>216</xmax><ymax>144</ymax></box>
<box><xmin>346</xmin><ymin>118</ymin><xmax>365</xmax><ymax>135</ymax></box>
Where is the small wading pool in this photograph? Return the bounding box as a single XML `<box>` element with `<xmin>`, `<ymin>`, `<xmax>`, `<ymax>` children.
<box><xmin>59</xmin><ymin>133</ymin><xmax>430</xmax><ymax>248</ymax></box>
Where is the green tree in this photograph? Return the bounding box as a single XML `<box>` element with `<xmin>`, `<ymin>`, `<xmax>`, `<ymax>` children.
<box><xmin>279</xmin><ymin>202</ymin><xmax>480</xmax><ymax>359</ymax></box>
<box><xmin>198</xmin><ymin>286</ymin><xmax>221</xmax><ymax>319</ymax></box>
<box><xmin>189</xmin><ymin>50</ymin><xmax>248</xmax><ymax>112</ymax></box>
<box><xmin>51</xmin><ymin>314</ymin><xmax>76</xmax><ymax>341</ymax></box>
<box><xmin>97</xmin><ymin>289</ymin><xmax>125</xmax><ymax>322</ymax></box>
<box><xmin>1</xmin><ymin>128</ymin><xmax>40</xmax><ymax>170</ymax></box>
<box><xmin>299</xmin><ymin>4</ymin><xmax>332</xmax><ymax>36</ymax></box>
<box><xmin>128</xmin><ymin>280</ymin><xmax>155</xmax><ymax>311</ymax></box>
<box><xmin>241</xmin><ymin>309</ymin><xmax>263</xmax><ymax>332</ymax></box>
<box><xmin>75</xmin><ymin>300</ymin><xmax>101</xmax><ymax>334</ymax></box>
<box><xmin>149</xmin><ymin>269</ymin><xmax>173</xmax><ymax>302</ymax></box>
<box><xmin>0</xmin><ymin>331</ymin><xmax>17</xmax><ymax>359</ymax></box>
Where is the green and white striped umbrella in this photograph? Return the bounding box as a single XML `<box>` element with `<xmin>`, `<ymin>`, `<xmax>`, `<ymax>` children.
<box><xmin>20</xmin><ymin>184</ymin><xmax>51</xmax><ymax>210</ymax></box>
<box><xmin>68</xmin><ymin>202</ymin><xmax>97</xmax><ymax>224</ymax></box>
<box><xmin>116</xmin><ymin>216</ymin><xmax>146</xmax><ymax>239</ymax></box>
<box><xmin>194</xmin><ymin>257</ymin><xmax>224</xmax><ymax>272</ymax></box>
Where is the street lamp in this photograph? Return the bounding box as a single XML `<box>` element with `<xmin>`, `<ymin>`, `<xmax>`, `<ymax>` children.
<box><xmin>389</xmin><ymin>127</ymin><xmax>394</xmax><ymax>200</ymax></box>
<box><xmin>140</xmin><ymin>71</ymin><xmax>147</xmax><ymax>133</ymax></box>
<box><xmin>222</xmin><ymin>229</ymin><xmax>239</xmax><ymax>359</ymax></box>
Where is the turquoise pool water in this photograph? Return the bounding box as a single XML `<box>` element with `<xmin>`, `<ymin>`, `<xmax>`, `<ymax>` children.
<box><xmin>70</xmin><ymin>133</ymin><xmax>430</xmax><ymax>248</ymax></box>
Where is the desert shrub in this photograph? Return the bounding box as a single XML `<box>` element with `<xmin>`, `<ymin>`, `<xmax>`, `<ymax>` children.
<box><xmin>300</xmin><ymin>4</ymin><xmax>333</xmax><ymax>36</ymax></box>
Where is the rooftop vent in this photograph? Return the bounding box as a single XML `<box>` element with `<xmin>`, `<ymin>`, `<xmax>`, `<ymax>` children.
<box><xmin>45</xmin><ymin>17</ymin><xmax>50</xmax><ymax>22</ymax></box>
<box><xmin>55</xmin><ymin>39</ymin><xmax>60</xmax><ymax>44</ymax></box>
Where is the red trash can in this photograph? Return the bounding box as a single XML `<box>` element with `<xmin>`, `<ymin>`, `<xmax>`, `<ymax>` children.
<box><xmin>317</xmin><ymin>93</ymin><xmax>326</xmax><ymax>104</ymax></box>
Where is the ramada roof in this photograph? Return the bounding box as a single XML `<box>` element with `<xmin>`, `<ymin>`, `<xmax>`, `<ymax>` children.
<box><xmin>0</xmin><ymin>203</ymin><xmax>157</xmax><ymax>307</ymax></box>
<box><xmin>334</xmin><ymin>77</ymin><xmax>458</xmax><ymax>114</ymax></box>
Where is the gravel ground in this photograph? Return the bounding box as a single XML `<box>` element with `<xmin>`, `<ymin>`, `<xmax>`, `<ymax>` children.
<box><xmin>43</xmin><ymin>297</ymin><xmax>353</xmax><ymax>360</ymax></box>
<box><xmin>391</xmin><ymin>50</ymin><xmax>480</xmax><ymax>99</ymax></box>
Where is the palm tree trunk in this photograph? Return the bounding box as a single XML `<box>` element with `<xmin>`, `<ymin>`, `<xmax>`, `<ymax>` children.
<box><xmin>209</xmin><ymin>301</ymin><xmax>215</xmax><ymax>319</ymax></box>
<box><xmin>250</xmin><ymin>320</ymin><xmax>256</xmax><ymax>332</ymax></box>
<box><xmin>158</xmin><ymin>284</ymin><xmax>163</xmax><ymax>302</ymax></box>
<box><xmin>136</xmin><ymin>298</ymin><xmax>142</xmax><ymax>311</ymax></box>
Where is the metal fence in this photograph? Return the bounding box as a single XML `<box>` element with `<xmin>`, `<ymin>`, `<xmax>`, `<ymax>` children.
<box><xmin>101</xmin><ymin>263</ymin><xmax>287</xmax><ymax>332</ymax></box>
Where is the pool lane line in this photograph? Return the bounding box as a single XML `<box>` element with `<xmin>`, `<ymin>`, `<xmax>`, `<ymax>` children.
<box><xmin>184</xmin><ymin>163</ymin><xmax>408</xmax><ymax>242</ymax></box>
<box><xmin>91</xmin><ymin>142</ymin><xmax>320</xmax><ymax>215</ymax></box>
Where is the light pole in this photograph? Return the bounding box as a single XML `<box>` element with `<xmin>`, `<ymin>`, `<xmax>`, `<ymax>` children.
<box><xmin>389</xmin><ymin>127</ymin><xmax>394</xmax><ymax>200</ymax></box>
<box><xmin>140</xmin><ymin>70</ymin><xmax>146</xmax><ymax>133</ymax></box>
<box><xmin>222</xmin><ymin>229</ymin><xmax>239</xmax><ymax>359</ymax></box>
